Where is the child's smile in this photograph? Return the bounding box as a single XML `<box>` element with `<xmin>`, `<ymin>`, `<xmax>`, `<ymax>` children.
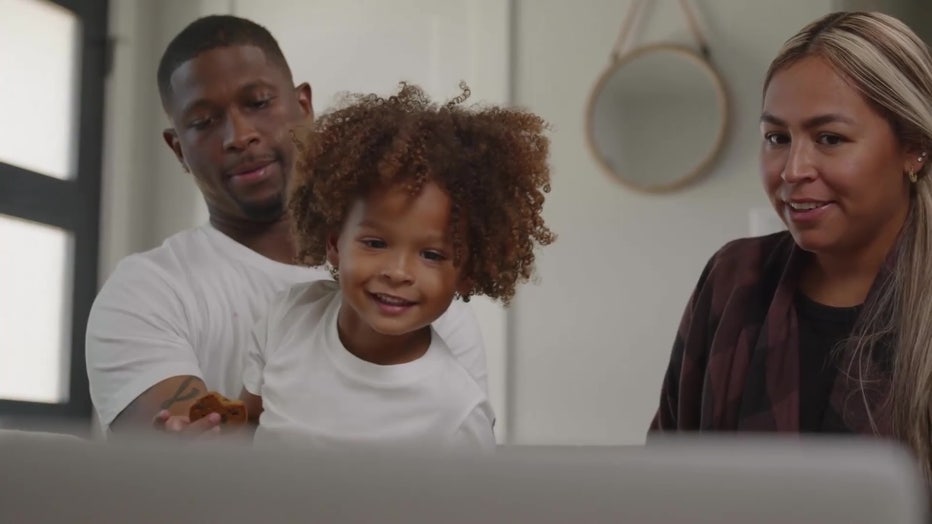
<box><xmin>368</xmin><ymin>291</ymin><xmax>419</xmax><ymax>315</ymax></box>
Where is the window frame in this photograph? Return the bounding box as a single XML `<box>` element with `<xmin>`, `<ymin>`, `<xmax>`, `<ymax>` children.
<box><xmin>0</xmin><ymin>0</ymin><xmax>108</xmax><ymax>425</ymax></box>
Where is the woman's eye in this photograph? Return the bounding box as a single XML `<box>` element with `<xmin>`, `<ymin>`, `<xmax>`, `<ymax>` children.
<box><xmin>818</xmin><ymin>133</ymin><xmax>844</xmax><ymax>146</ymax></box>
<box><xmin>764</xmin><ymin>132</ymin><xmax>789</xmax><ymax>146</ymax></box>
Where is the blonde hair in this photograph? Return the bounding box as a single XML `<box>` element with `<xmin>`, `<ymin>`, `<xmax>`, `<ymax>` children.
<box><xmin>765</xmin><ymin>12</ymin><xmax>932</xmax><ymax>480</ymax></box>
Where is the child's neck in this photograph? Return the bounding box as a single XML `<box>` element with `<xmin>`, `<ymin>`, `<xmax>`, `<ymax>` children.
<box><xmin>336</xmin><ymin>306</ymin><xmax>432</xmax><ymax>365</ymax></box>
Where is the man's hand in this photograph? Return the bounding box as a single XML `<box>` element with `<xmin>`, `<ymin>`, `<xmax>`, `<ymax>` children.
<box><xmin>151</xmin><ymin>410</ymin><xmax>222</xmax><ymax>436</ymax></box>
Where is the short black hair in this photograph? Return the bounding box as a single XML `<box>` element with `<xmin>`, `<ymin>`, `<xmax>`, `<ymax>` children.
<box><xmin>157</xmin><ymin>15</ymin><xmax>292</xmax><ymax>108</ymax></box>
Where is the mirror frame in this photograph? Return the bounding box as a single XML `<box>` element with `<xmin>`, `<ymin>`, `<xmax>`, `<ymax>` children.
<box><xmin>585</xmin><ymin>43</ymin><xmax>729</xmax><ymax>193</ymax></box>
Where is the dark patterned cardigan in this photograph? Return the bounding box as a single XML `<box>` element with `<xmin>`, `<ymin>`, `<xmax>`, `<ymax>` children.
<box><xmin>650</xmin><ymin>231</ymin><xmax>893</xmax><ymax>435</ymax></box>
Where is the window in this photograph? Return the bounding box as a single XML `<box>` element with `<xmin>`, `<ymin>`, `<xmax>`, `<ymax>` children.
<box><xmin>0</xmin><ymin>0</ymin><xmax>107</xmax><ymax>426</ymax></box>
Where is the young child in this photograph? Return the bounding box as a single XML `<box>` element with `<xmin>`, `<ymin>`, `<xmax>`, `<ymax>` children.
<box><xmin>239</xmin><ymin>82</ymin><xmax>554</xmax><ymax>452</ymax></box>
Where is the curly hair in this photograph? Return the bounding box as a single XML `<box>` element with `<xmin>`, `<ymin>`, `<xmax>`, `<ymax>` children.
<box><xmin>288</xmin><ymin>82</ymin><xmax>555</xmax><ymax>304</ymax></box>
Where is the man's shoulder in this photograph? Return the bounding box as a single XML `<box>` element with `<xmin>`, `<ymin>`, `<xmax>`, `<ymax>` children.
<box><xmin>114</xmin><ymin>225</ymin><xmax>211</xmax><ymax>273</ymax></box>
<box><xmin>87</xmin><ymin>229</ymin><xmax>208</xmax><ymax>325</ymax></box>
<box><xmin>274</xmin><ymin>278</ymin><xmax>338</xmax><ymax>306</ymax></box>
<box><xmin>266</xmin><ymin>279</ymin><xmax>339</xmax><ymax>326</ymax></box>
<box><xmin>430</xmin><ymin>298</ymin><xmax>475</xmax><ymax>336</ymax></box>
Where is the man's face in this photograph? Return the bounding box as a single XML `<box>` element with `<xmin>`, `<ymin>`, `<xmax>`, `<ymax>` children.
<box><xmin>162</xmin><ymin>45</ymin><xmax>312</xmax><ymax>223</ymax></box>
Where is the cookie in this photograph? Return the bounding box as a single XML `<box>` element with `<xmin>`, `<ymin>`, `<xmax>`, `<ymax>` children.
<box><xmin>188</xmin><ymin>391</ymin><xmax>248</xmax><ymax>425</ymax></box>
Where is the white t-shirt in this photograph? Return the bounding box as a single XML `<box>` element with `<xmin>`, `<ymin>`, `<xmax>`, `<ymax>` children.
<box><xmin>86</xmin><ymin>224</ymin><xmax>488</xmax><ymax>430</ymax></box>
<box><xmin>243</xmin><ymin>280</ymin><xmax>495</xmax><ymax>452</ymax></box>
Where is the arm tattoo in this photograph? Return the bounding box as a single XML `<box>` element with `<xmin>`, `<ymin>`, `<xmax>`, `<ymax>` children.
<box><xmin>159</xmin><ymin>377</ymin><xmax>202</xmax><ymax>410</ymax></box>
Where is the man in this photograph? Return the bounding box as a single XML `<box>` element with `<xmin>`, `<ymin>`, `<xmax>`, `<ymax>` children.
<box><xmin>86</xmin><ymin>15</ymin><xmax>487</xmax><ymax>435</ymax></box>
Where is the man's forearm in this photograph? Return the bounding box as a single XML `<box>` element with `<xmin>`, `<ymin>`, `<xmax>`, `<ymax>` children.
<box><xmin>110</xmin><ymin>375</ymin><xmax>207</xmax><ymax>432</ymax></box>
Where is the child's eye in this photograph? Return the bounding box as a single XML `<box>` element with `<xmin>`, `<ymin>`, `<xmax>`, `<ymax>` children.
<box><xmin>422</xmin><ymin>250</ymin><xmax>446</xmax><ymax>262</ymax></box>
<box><xmin>360</xmin><ymin>238</ymin><xmax>386</xmax><ymax>249</ymax></box>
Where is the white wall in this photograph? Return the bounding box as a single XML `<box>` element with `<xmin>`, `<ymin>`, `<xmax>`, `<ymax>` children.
<box><xmin>101</xmin><ymin>0</ymin><xmax>223</xmax><ymax>278</ymax></box>
<box><xmin>507</xmin><ymin>0</ymin><xmax>832</xmax><ymax>444</ymax></box>
<box><xmin>101</xmin><ymin>0</ymin><xmax>862</xmax><ymax>446</ymax></box>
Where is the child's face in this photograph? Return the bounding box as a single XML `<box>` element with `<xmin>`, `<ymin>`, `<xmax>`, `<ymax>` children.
<box><xmin>328</xmin><ymin>181</ymin><xmax>466</xmax><ymax>338</ymax></box>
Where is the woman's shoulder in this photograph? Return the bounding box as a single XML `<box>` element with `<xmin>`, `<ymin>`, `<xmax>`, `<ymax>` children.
<box><xmin>714</xmin><ymin>230</ymin><xmax>794</xmax><ymax>263</ymax></box>
<box><xmin>701</xmin><ymin>231</ymin><xmax>796</xmax><ymax>288</ymax></box>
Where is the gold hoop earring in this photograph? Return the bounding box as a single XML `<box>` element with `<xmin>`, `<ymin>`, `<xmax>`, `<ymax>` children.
<box><xmin>909</xmin><ymin>169</ymin><xmax>919</xmax><ymax>184</ymax></box>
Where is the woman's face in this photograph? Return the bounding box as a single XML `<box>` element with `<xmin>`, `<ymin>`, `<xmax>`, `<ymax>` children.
<box><xmin>760</xmin><ymin>55</ymin><xmax>917</xmax><ymax>257</ymax></box>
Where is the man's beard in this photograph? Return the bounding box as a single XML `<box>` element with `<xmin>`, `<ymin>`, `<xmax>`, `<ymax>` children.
<box><xmin>238</xmin><ymin>194</ymin><xmax>286</xmax><ymax>223</ymax></box>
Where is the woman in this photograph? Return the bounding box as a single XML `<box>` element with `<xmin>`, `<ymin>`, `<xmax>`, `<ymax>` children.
<box><xmin>651</xmin><ymin>11</ymin><xmax>932</xmax><ymax>480</ymax></box>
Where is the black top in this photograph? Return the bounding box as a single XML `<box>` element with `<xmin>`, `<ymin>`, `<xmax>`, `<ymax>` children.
<box><xmin>795</xmin><ymin>292</ymin><xmax>861</xmax><ymax>432</ymax></box>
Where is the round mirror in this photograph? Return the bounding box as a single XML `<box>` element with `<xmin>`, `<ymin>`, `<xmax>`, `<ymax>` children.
<box><xmin>586</xmin><ymin>44</ymin><xmax>728</xmax><ymax>193</ymax></box>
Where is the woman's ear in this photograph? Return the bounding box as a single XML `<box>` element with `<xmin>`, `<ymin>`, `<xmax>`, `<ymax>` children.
<box><xmin>915</xmin><ymin>150</ymin><xmax>929</xmax><ymax>175</ymax></box>
<box><xmin>904</xmin><ymin>148</ymin><xmax>928</xmax><ymax>177</ymax></box>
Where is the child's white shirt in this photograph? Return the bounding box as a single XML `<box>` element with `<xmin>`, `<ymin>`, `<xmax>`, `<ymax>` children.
<box><xmin>243</xmin><ymin>280</ymin><xmax>495</xmax><ymax>452</ymax></box>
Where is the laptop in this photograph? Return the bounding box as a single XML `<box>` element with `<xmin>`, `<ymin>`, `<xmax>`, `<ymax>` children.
<box><xmin>0</xmin><ymin>431</ymin><xmax>925</xmax><ymax>523</ymax></box>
